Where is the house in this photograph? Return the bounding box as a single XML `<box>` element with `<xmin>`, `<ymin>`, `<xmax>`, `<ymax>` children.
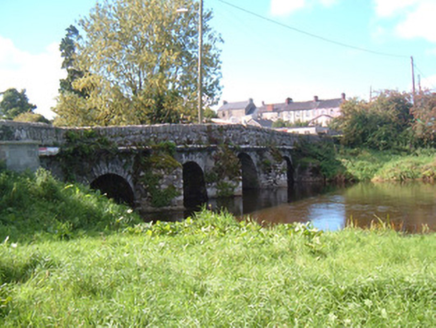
<box><xmin>258</xmin><ymin>93</ymin><xmax>346</xmax><ymax>127</ymax></box>
<box><xmin>217</xmin><ymin>99</ymin><xmax>257</xmax><ymax>122</ymax></box>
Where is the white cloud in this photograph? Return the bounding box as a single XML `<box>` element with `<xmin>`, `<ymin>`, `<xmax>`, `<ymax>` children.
<box><xmin>319</xmin><ymin>0</ymin><xmax>339</xmax><ymax>7</ymax></box>
<box><xmin>374</xmin><ymin>0</ymin><xmax>418</xmax><ymax>18</ymax></box>
<box><xmin>395</xmin><ymin>2</ymin><xmax>436</xmax><ymax>42</ymax></box>
<box><xmin>270</xmin><ymin>0</ymin><xmax>339</xmax><ymax>16</ymax></box>
<box><xmin>373</xmin><ymin>0</ymin><xmax>436</xmax><ymax>43</ymax></box>
<box><xmin>0</xmin><ymin>36</ymin><xmax>65</xmax><ymax>119</ymax></box>
<box><xmin>270</xmin><ymin>0</ymin><xmax>306</xmax><ymax>16</ymax></box>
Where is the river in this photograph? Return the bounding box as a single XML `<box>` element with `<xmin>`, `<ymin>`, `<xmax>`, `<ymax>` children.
<box><xmin>142</xmin><ymin>181</ymin><xmax>436</xmax><ymax>232</ymax></box>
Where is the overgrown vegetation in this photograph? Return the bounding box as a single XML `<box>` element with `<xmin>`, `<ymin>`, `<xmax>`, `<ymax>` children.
<box><xmin>338</xmin><ymin>147</ymin><xmax>436</xmax><ymax>182</ymax></box>
<box><xmin>286</xmin><ymin>90</ymin><xmax>436</xmax><ymax>182</ymax></box>
<box><xmin>0</xmin><ymin>169</ymin><xmax>140</xmax><ymax>242</ymax></box>
<box><xmin>272</xmin><ymin>118</ymin><xmax>308</xmax><ymax>128</ymax></box>
<box><xmin>137</xmin><ymin>141</ymin><xmax>181</xmax><ymax>208</ymax></box>
<box><xmin>58</xmin><ymin>129</ymin><xmax>118</xmax><ymax>181</ymax></box>
<box><xmin>209</xmin><ymin>144</ymin><xmax>241</xmax><ymax>196</ymax></box>
<box><xmin>292</xmin><ymin>137</ymin><xmax>348</xmax><ymax>181</ymax></box>
<box><xmin>331</xmin><ymin>89</ymin><xmax>436</xmax><ymax>150</ymax></box>
<box><xmin>0</xmin><ymin>170</ymin><xmax>435</xmax><ymax>326</ymax></box>
<box><xmin>0</xmin><ymin>194</ymin><xmax>434</xmax><ymax>325</ymax></box>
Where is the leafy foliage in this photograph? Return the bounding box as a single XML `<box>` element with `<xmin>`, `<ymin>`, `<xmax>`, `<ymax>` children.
<box><xmin>272</xmin><ymin>118</ymin><xmax>308</xmax><ymax>128</ymax></box>
<box><xmin>0</xmin><ymin>88</ymin><xmax>36</xmax><ymax>119</ymax></box>
<box><xmin>13</xmin><ymin>112</ymin><xmax>50</xmax><ymax>124</ymax></box>
<box><xmin>136</xmin><ymin>142</ymin><xmax>182</xmax><ymax>208</ymax></box>
<box><xmin>58</xmin><ymin>130</ymin><xmax>118</xmax><ymax>181</ymax></box>
<box><xmin>331</xmin><ymin>90</ymin><xmax>413</xmax><ymax>150</ymax></box>
<box><xmin>54</xmin><ymin>0</ymin><xmax>222</xmax><ymax>126</ymax></box>
<box><xmin>58</xmin><ymin>25</ymin><xmax>87</xmax><ymax>97</ymax></box>
<box><xmin>411</xmin><ymin>91</ymin><xmax>436</xmax><ymax>146</ymax></box>
<box><xmin>293</xmin><ymin>138</ymin><xmax>346</xmax><ymax>180</ymax></box>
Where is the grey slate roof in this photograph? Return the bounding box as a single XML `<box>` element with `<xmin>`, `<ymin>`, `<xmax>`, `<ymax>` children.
<box><xmin>218</xmin><ymin>100</ymin><xmax>251</xmax><ymax>111</ymax></box>
<box><xmin>251</xmin><ymin>119</ymin><xmax>273</xmax><ymax>128</ymax></box>
<box><xmin>258</xmin><ymin>98</ymin><xmax>343</xmax><ymax>113</ymax></box>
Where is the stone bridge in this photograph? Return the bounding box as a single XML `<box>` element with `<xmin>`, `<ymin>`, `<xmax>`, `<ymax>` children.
<box><xmin>0</xmin><ymin>121</ymin><xmax>322</xmax><ymax>211</ymax></box>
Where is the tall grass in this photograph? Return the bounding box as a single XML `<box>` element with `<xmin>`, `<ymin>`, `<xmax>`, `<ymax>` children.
<box><xmin>337</xmin><ymin>147</ymin><xmax>436</xmax><ymax>181</ymax></box>
<box><xmin>0</xmin><ymin>169</ymin><xmax>140</xmax><ymax>242</ymax></box>
<box><xmin>1</xmin><ymin>170</ymin><xmax>435</xmax><ymax>326</ymax></box>
<box><xmin>1</xmin><ymin>208</ymin><xmax>435</xmax><ymax>326</ymax></box>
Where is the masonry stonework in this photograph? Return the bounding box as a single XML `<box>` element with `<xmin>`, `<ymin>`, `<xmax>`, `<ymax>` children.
<box><xmin>0</xmin><ymin>121</ymin><xmax>323</xmax><ymax>211</ymax></box>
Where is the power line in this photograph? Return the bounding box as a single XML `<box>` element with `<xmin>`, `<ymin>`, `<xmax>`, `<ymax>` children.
<box><xmin>216</xmin><ymin>0</ymin><xmax>409</xmax><ymax>59</ymax></box>
<box><xmin>414</xmin><ymin>64</ymin><xmax>436</xmax><ymax>90</ymax></box>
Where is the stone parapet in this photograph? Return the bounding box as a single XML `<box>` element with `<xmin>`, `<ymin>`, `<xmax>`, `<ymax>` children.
<box><xmin>0</xmin><ymin>121</ymin><xmax>319</xmax><ymax>148</ymax></box>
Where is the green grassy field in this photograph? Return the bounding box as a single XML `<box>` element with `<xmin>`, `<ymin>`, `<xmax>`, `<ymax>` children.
<box><xmin>1</xmin><ymin>170</ymin><xmax>435</xmax><ymax>327</ymax></box>
<box><xmin>337</xmin><ymin>148</ymin><xmax>436</xmax><ymax>182</ymax></box>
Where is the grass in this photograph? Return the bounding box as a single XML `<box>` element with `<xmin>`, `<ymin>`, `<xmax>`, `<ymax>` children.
<box><xmin>1</xmin><ymin>170</ymin><xmax>435</xmax><ymax>326</ymax></box>
<box><xmin>337</xmin><ymin>147</ymin><xmax>436</xmax><ymax>182</ymax></box>
<box><xmin>0</xmin><ymin>169</ymin><xmax>140</xmax><ymax>243</ymax></box>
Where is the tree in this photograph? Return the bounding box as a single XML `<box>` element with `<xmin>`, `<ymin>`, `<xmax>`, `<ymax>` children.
<box><xmin>0</xmin><ymin>88</ymin><xmax>37</xmax><ymax>119</ymax></box>
<box><xmin>54</xmin><ymin>0</ymin><xmax>222</xmax><ymax>126</ymax></box>
<box><xmin>411</xmin><ymin>90</ymin><xmax>436</xmax><ymax>146</ymax></box>
<box><xmin>272</xmin><ymin>119</ymin><xmax>308</xmax><ymax>128</ymax></box>
<box><xmin>58</xmin><ymin>25</ymin><xmax>87</xmax><ymax>97</ymax></box>
<box><xmin>331</xmin><ymin>90</ymin><xmax>413</xmax><ymax>150</ymax></box>
<box><xmin>13</xmin><ymin>112</ymin><xmax>51</xmax><ymax>124</ymax></box>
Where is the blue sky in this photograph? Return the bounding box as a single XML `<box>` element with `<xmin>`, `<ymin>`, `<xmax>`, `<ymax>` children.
<box><xmin>1</xmin><ymin>0</ymin><xmax>435</xmax><ymax>119</ymax></box>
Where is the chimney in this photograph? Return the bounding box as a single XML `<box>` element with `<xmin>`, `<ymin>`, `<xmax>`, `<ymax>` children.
<box><xmin>341</xmin><ymin>93</ymin><xmax>346</xmax><ymax>100</ymax></box>
<box><xmin>314</xmin><ymin>95</ymin><xmax>319</xmax><ymax>102</ymax></box>
<box><xmin>267</xmin><ymin>104</ymin><xmax>274</xmax><ymax>112</ymax></box>
<box><xmin>262</xmin><ymin>101</ymin><xmax>265</xmax><ymax>106</ymax></box>
<box><xmin>223</xmin><ymin>100</ymin><xmax>228</xmax><ymax>105</ymax></box>
<box><xmin>285</xmin><ymin>97</ymin><xmax>293</xmax><ymax>105</ymax></box>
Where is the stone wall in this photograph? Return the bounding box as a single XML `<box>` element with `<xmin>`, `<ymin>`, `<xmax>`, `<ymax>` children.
<box><xmin>0</xmin><ymin>121</ymin><xmax>66</xmax><ymax>146</ymax></box>
<box><xmin>0</xmin><ymin>141</ymin><xmax>40</xmax><ymax>172</ymax></box>
<box><xmin>0</xmin><ymin>121</ymin><xmax>319</xmax><ymax>148</ymax></box>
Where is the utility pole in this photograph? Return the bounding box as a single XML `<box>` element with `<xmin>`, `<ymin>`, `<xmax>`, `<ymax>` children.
<box><xmin>411</xmin><ymin>56</ymin><xmax>416</xmax><ymax>103</ymax></box>
<box><xmin>197</xmin><ymin>0</ymin><xmax>203</xmax><ymax>124</ymax></box>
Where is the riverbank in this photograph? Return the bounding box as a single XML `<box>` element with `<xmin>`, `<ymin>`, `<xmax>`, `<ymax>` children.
<box><xmin>335</xmin><ymin>147</ymin><xmax>436</xmax><ymax>182</ymax></box>
<box><xmin>1</xmin><ymin>170</ymin><xmax>435</xmax><ymax>326</ymax></box>
<box><xmin>1</xmin><ymin>211</ymin><xmax>435</xmax><ymax>326</ymax></box>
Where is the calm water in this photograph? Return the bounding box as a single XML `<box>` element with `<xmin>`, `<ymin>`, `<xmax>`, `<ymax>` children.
<box><xmin>142</xmin><ymin>182</ymin><xmax>436</xmax><ymax>232</ymax></box>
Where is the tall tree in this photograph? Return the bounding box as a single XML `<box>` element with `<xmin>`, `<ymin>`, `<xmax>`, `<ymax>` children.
<box><xmin>58</xmin><ymin>25</ymin><xmax>87</xmax><ymax>97</ymax></box>
<box><xmin>54</xmin><ymin>0</ymin><xmax>222</xmax><ymax>126</ymax></box>
<box><xmin>0</xmin><ymin>88</ymin><xmax>37</xmax><ymax>119</ymax></box>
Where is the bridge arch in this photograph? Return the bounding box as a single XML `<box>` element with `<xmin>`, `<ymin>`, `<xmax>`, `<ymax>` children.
<box><xmin>283</xmin><ymin>156</ymin><xmax>295</xmax><ymax>187</ymax></box>
<box><xmin>90</xmin><ymin>173</ymin><xmax>135</xmax><ymax>206</ymax></box>
<box><xmin>183</xmin><ymin>161</ymin><xmax>208</xmax><ymax>208</ymax></box>
<box><xmin>238</xmin><ymin>152</ymin><xmax>259</xmax><ymax>190</ymax></box>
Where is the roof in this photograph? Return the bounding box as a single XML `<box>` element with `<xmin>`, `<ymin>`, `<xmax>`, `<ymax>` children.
<box><xmin>258</xmin><ymin>98</ymin><xmax>343</xmax><ymax>113</ymax></box>
<box><xmin>217</xmin><ymin>100</ymin><xmax>252</xmax><ymax>111</ymax></box>
<box><xmin>217</xmin><ymin>99</ymin><xmax>257</xmax><ymax>114</ymax></box>
<box><xmin>252</xmin><ymin>119</ymin><xmax>273</xmax><ymax>128</ymax></box>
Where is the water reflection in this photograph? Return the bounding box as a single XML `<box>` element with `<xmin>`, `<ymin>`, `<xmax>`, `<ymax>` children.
<box><xmin>141</xmin><ymin>181</ymin><xmax>436</xmax><ymax>232</ymax></box>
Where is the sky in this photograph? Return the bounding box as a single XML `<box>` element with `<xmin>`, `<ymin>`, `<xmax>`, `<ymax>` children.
<box><xmin>1</xmin><ymin>0</ymin><xmax>435</xmax><ymax>119</ymax></box>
